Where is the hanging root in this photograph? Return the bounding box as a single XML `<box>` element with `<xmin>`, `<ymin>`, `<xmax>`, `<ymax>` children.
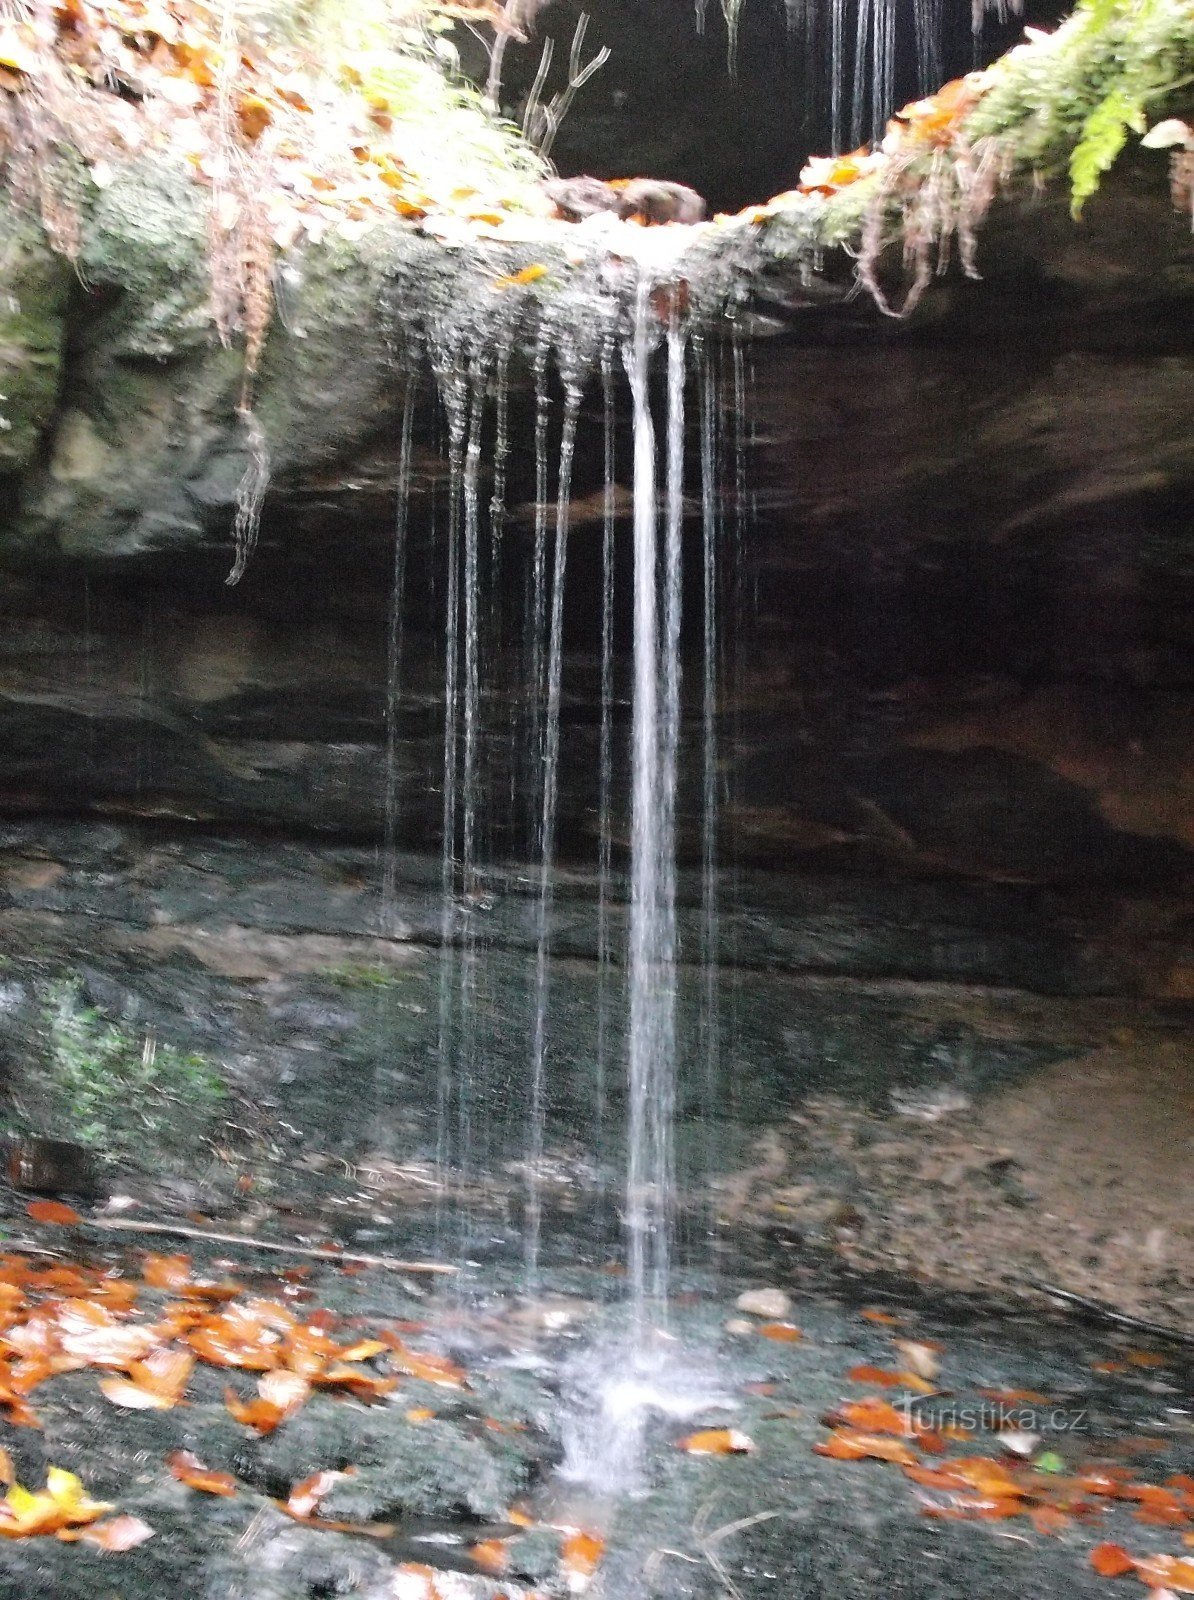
<box><xmin>858</xmin><ymin>133</ymin><xmax>1006</xmax><ymax>318</ymax></box>
<box><xmin>225</xmin><ymin>402</ymin><xmax>269</xmax><ymax>586</ymax></box>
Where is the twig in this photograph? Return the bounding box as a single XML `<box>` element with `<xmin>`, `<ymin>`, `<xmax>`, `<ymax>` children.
<box><xmin>78</xmin><ymin>1216</ymin><xmax>458</xmax><ymax>1274</ymax></box>
<box><xmin>1023</xmin><ymin>1277</ymin><xmax>1194</xmax><ymax>1350</ymax></box>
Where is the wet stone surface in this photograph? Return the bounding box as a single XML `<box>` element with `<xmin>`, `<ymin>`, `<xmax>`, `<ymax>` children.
<box><xmin>0</xmin><ymin>1230</ymin><xmax>1189</xmax><ymax>1600</ymax></box>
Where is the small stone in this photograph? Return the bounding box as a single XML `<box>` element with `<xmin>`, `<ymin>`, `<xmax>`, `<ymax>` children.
<box><xmin>998</xmin><ymin>1430</ymin><xmax>1040</xmax><ymax>1459</ymax></box>
<box><xmin>724</xmin><ymin>1318</ymin><xmax>754</xmax><ymax>1336</ymax></box>
<box><xmin>735</xmin><ymin>1288</ymin><xmax>791</xmax><ymax>1319</ymax></box>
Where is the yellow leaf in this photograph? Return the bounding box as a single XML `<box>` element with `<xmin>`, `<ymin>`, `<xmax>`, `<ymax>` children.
<box><xmin>492</xmin><ymin>263</ymin><xmax>548</xmax><ymax>289</ymax></box>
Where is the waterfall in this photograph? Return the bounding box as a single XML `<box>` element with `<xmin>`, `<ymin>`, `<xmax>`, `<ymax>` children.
<box><xmin>623</xmin><ymin>281</ymin><xmax>680</xmax><ymax>1329</ymax></box>
<box><xmin>380</xmin><ymin>373</ymin><xmax>416</xmax><ymax>939</ymax></box>
<box><xmin>595</xmin><ymin>339</ymin><xmax>618</xmax><ymax>1213</ymax></box>
<box><xmin>525</xmin><ymin>384</ymin><xmax>582</xmax><ymax>1284</ymax></box>
<box><xmin>697</xmin><ymin>339</ymin><xmax>721</xmax><ymax>1251</ymax></box>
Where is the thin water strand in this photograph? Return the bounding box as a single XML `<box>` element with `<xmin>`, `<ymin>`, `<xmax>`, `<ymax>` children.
<box><xmin>381</xmin><ymin>373</ymin><xmax>417</xmax><ymax>938</ymax></box>
<box><xmin>595</xmin><ymin>341</ymin><xmax>617</xmax><ymax>1206</ymax></box>
<box><xmin>524</xmin><ymin>386</ymin><xmax>582</xmax><ymax>1286</ymax></box>
<box><xmin>697</xmin><ymin>340</ymin><xmax>722</xmax><ymax>1258</ymax></box>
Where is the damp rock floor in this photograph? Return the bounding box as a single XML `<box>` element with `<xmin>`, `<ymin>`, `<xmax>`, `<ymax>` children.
<box><xmin>0</xmin><ymin>1202</ymin><xmax>1190</xmax><ymax>1600</ymax></box>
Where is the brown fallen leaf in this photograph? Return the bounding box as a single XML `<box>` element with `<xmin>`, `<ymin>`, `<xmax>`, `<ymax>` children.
<box><xmin>66</xmin><ymin>1513</ymin><xmax>155</xmax><ymax>1550</ymax></box>
<box><xmin>815</xmin><ymin>1429</ymin><xmax>918</xmax><ymax>1466</ymax></box>
<box><xmin>166</xmin><ymin>1449</ymin><xmax>238</xmax><ymax>1497</ymax></box>
<box><xmin>286</xmin><ymin>1470</ymin><xmax>345</xmax><ymax>1520</ymax></box>
<box><xmin>25</xmin><ymin>1201</ymin><xmax>81</xmax><ymax>1226</ymax></box>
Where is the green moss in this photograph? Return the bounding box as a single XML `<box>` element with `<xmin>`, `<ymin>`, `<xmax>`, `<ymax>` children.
<box><xmin>0</xmin><ymin>199</ymin><xmax>71</xmax><ymax>477</ymax></box>
<box><xmin>17</xmin><ymin>979</ymin><xmax>228</xmax><ymax>1162</ymax></box>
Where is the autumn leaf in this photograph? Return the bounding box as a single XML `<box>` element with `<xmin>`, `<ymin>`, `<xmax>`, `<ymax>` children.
<box><xmin>846</xmin><ymin>1364</ymin><xmax>903</xmax><ymax>1387</ymax></box>
<box><xmin>1132</xmin><ymin>1553</ymin><xmax>1194</xmax><ymax>1591</ymax></box>
<box><xmin>166</xmin><ymin>1450</ymin><xmax>237</xmax><ymax>1497</ymax></box>
<box><xmin>65</xmin><ymin>1513</ymin><xmax>155</xmax><ymax>1550</ymax></box>
<box><xmin>562</xmin><ymin>1529</ymin><xmax>605</xmax><ymax>1577</ymax></box>
<box><xmin>98</xmin><ymin>1375</ymin><xmax>176</xmax><ymax>1411</ymax></box>
<box><xmin>815</xmin><ymin>1429</ymin><xmax>918</xmax><ymax>1466</ymax></box>
<box><xmin>677</xmin><ymin>1428</ymin><xmax>756</xmax><ymax>1455</ymax></box>
<box><xmin>860</xmin><ymin>1309</ymin><xmax>901</xmax><ymax>1326</ymax></box>
<box><xmin>142</xmin><ymin>1253</ymin><xmax>191</xmax><ymax>1291</ymax></box>
<box><xmin>492</xmin><ymin>263</ymin><xmax>548</xmax><ymax>289</ymax></box>
<box><xmin>470</xmin><ymin>1537</ymin><xmax>508</xmax><ymax>1574</ymax></box>
<box><xmin>893</xmin><ymin>1340</ymin><xmax>941</xmax><ymax>1381</ymax></box>
<box><xmin>380</xmin><ymin>1335</ymin><xmax>465</xmax><ymax>1388</ymax></box>
<box><xmin>1090</xmin><ymin>1543</ymin><xmax>1137</xmax><ymax>1577</ymax></box>
<box><xmin>25</xmin><ymin>1201</ymin><xmax>81</xmax><ymax>1226</ymax></box>
<box><xmin>824</xmin><ymin>1397</ymin><xmax>917</xmax><ymax>1437</ymax></box>
<box><xmin>758</xmin><ymin>1322</ymin><xmax>802</xmax><ymax>1343</ymax></box>
<box><xmin>286</xmin><ymin>1470</ymin><xmax>345</xmax><ymax>1520</ymax></box>
<box><xmin>0</xmin><ymin>1468</ymin><xmax>113</xmax><ymax>1537</ymax></box>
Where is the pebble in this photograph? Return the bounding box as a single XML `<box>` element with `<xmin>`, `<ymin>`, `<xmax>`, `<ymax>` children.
<box><xmin>735</xmin><ymin>1288</ymin><xmax>791</xmax><ymax>1319</ymax></box>
<box><xmin>724</xmin><ymin>1318</ymin><xmax>755</xmax><ymax>1336</ymax></box>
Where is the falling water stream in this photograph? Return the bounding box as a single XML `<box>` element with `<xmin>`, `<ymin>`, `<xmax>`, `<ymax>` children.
<box><xmin>380</xmin><ymin>233</ymin><xmax>733</xmax><ymax>1491</ymax></box>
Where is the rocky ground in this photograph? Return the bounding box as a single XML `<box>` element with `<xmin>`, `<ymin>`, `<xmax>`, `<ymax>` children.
<box><xmin>720</xmin><ymin>1042</ymin><xmax>1194</xmax><ymax>1328</ymax></box>
<box><xmin>0</xmin><ymin>1210</ymin><xmax>1190</xmax><ymax>1600</ymax></box>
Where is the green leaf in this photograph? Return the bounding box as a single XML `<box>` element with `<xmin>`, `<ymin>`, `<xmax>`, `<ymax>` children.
<box><xmin>1035</xmin><ymin>1450</ymin><xmax>1067</xmax><ymax>1474</ymax></box>
<box><xmin>1070</xmin><ymin>87</ymin><xmax>1146</xmax><ymax>216</ymax></box>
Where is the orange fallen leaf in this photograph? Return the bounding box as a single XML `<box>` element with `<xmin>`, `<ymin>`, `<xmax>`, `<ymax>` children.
<box><xmin>406</xmin><ymin>1406</ymin><xmax>435</xmax><ymax>1423</ymax></box>
<box><xmin>860</xmin><ymin>1309</ymin><xmax>900</xmax><ymax>1326</ymax></box>
<box><xmin>142</xmin><ymin>1253</ymin><xmax>191</xmax><ymax>1291</ymax></box>
<box><xmin>166</xmin><ymin>1450</ymin><xmax>237</xmax><ymax>1497</ymax></box>
<box><xmin>287</xmin><ymin>1470</ymin><xmax>345</xmax><ymax>1520</ymax></box>
<box><xmin>470</xmin><ymin>1537</ymin><xmax>508</xmax><ymax>1574</ymax></box>
<box><xmin>846</xmin><ymin>1365</ymin><xmax>903</xmax><ymax>1388</ymax></box>
<box><xmin>1132</xmin><ymin>1554</ymin><xmax>1194</xmax><ymax>1591</ymax></box>
<box><xmin>904</xmin><ymin>1456</ymin><xmax>1028</xmax><ymax>1498</ymax></box>
<box><xmin>67</xmin><ymin>1513</ymin><xmax>155</xmax><ymax>1550</ymax></box>
<box><xmin>98</xmin><ymin>1375</ymin><xmax>175</xmax><ymax>1411</ymax></box>
<box><xmin>25</xmin><ymin>1201</ymin><xmax>81</xmax><ymax>1226</ymax></box>
<box><xmin>562</xmin><ymin>1529</ymin><xmax>605</xmax><ymax>1577</ymax></box>
<box><xmin>815</xmin><ymin>1429</ymin><xmax>918</xmax><ymax>1466</ymax></box>
<box><xmin>824</xmin><ymin>1397</ymin><xmax>916</xmax><ymax>1437</ymax></box>
<box><xmin>758</xmin><ymin>1322</ymin><xmax>802</xmax><ymax>1343</ymax></box>
<box><xmin>0</xmin><ymin>1449</ymin><xmax>12</xmax><ymax>1485</ymax></box>
<box><xmin>677</xmin><ymin>1428</ymin><xmax>755</xmax><ymax>1455</ymax></box>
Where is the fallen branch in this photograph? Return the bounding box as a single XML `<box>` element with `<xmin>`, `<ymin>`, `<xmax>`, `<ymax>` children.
<box><xmin>1024</xmin><ymin>1277</ymin><xmax>1194</xmax><ymax>1349</ymax></box>
<box><xmin>80</xmin><ymin>1216</ymin><xmax>457</xmax><ymax>1275</ymax></box>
